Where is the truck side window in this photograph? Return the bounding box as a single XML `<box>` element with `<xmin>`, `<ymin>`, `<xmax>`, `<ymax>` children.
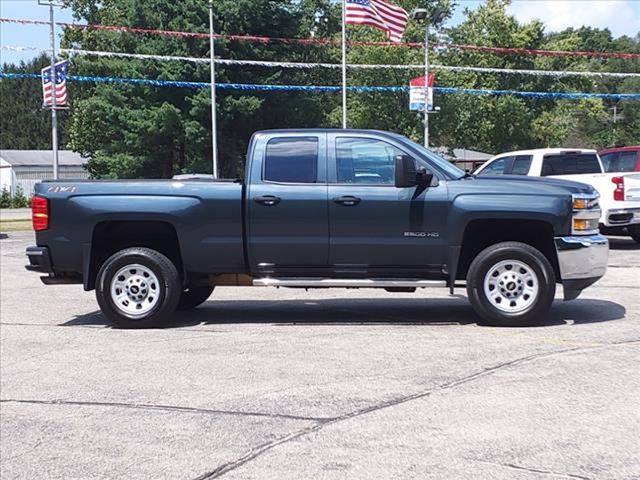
<box><xmin>600</xmin><ymin>153</ymin><xmax>616</xmax><ymax>172</ymax></box>
<box><xmin>336</xmin><ymin>138</ymin><xmax>403</xmax><ymax>185</ymax></box>
<box><xmin>510</xmin><ymin>155</ymin><xmax>533</xmax><ymax>175</ymax></box>
<box><xmin>478</xmin><ymin>157</ymin><xmax>509</xmax><ymax>176</ymax></box>
<box><xmin>264</xmin><ymin>137</ymin><xmax>318</xmax><ymax>183</ymax></box>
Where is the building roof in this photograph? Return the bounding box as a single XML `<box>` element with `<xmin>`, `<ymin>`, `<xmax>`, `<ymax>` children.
<box><xmin>0</xmin><ymin>150</ymin><xmax>87</xmax><ymax>167</ymax></box>
<box><xmin>433</xmin><ymin>147</ymin><xmax>493</xmax><ymax>161</ymax></box>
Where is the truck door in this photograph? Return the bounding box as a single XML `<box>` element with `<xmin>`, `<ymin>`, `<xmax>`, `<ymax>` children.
<box><xmin>247</xmin><ymin>133</ymin><xmax>329</xmax><ymax>276</ymax></box>
<box><xmin>327</xmin><ymin>134</ymin><xmax>449</xmax><ymax>276</ymax></box>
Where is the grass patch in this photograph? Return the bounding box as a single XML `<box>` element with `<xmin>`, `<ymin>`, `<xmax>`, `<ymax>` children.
<box><xmin>0</xmin><ymin>219</ymin><xmax>32</xmax><ymax>232</ymax></box>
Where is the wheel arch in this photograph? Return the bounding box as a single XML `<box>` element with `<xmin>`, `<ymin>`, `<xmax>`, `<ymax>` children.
<box><xmin>84</xmin><ymin>220</ymin><xmax>184</xmax><ymax>291</ymax></box>
<box><xmin>455</xmin><ymin>219</ymin><xmax>560</xmax><ymax>282</ymax></box>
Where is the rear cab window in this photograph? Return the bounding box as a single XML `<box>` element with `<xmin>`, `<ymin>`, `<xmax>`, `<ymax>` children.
<box><xmin>541</xmin><ymin>153</ymin><xmax>601</xmax><ymax>176</ymax></box>
<box><xmin>264</xmin><ymin>137</ymin><xmax>319</xmax><ymax>183</ymax></box>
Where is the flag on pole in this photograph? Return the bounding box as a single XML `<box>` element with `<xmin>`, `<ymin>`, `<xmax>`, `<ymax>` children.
<box><xmin>345</xmin><ymin>0</ymin><xmax>409</xmax><ymax>43</ymax></box>
<box><xmin>41</xmin><ymin>60</ymin><xmax>69</xmax><ymax>106</ymax></box>
<box><xmin>409</xmin><ymin>73</ymin><xmax>435</xmax><ymax>111</ymax></box>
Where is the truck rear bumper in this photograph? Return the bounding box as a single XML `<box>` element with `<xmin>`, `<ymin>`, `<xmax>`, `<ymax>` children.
<box><xmin>555</xmin><ymin>235</ymin><xmax>608</xmax><ymax>300</ymax></box>
<box><xmin>25</xmin><ymin>246</ymin><xmax>54</xmax><ymax>274</ymax></box>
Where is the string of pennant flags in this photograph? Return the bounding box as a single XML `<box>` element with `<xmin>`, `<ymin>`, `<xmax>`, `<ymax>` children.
<box><xmin>3</xmin><ymin>45</ymin><xmax>640</xmax><ymax>79</ymax></box>
<box><xmin>3</xmin><ymin>72</ymin><xmax>640</xmax><ymax>100</ymax></box>
<box><xmin>2</xmin><ymin>16</ymin><xmax>640</xmax><ymax>59</ymax></box>
<box><xmin>1</xmin><ymin>11</ymin><xmax>639</xmax><ymax>108</ymax></box>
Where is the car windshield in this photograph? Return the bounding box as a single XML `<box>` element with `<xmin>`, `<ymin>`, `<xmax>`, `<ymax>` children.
<box><xmin>400</xmin><ymin>138</ymin><xmax>466</xmax><ymax>178</ymax></box>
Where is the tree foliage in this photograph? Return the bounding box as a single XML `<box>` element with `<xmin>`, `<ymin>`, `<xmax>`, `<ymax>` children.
<box><xmin>0</xmin><ymin>54</ymin><xmax>68</xmax><ymax>150</ymax></box>
<box><xmin>1</xmin><ymin>0</ymin><xmax>638</xmax><ymax>177</ymax></box>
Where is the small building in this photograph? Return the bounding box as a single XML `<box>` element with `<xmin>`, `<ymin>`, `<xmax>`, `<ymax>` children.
<box><xmin>0</xmin><ymin>150</ymin><xmax>89</xmax><ymax>196</ymax></box>
<box><xmin>434</xmin><ymin>147</ymin><xmax>493</xmax><ymax>171</ymax></box>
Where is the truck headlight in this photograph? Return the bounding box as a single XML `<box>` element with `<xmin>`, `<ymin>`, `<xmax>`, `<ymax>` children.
<box><xmin>572</xmin><ymin>193</ymin><xmax>600</xmax><ymax>235</ymax></box>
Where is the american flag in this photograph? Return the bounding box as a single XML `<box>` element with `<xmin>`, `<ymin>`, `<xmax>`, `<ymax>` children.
<box><xmin>345</xmin><ymin>0</ymin><xmax>409</xmax><ymax>43</ymax></box>
<box><xmin>41</xmin><ymin>60</ymin><xmax>69</xmax><ymax>106</ymax></box>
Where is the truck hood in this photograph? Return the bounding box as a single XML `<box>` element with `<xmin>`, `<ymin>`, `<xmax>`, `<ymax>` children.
<box><xmin>466</xmin><ymin>175</ymin><xmax>596</xmax><ymax>196</ymax></box>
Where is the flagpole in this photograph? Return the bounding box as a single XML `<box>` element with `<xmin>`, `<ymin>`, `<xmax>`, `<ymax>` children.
<box><xmin>209</xmin><ymin>0</ymin><xmax>219</xmax><ymax>178</ymax></box>
<box><xmin>48</xmin><ymin>0</ymin><xmax>59</xmax><ymax>179</ymax></box>
<box><xmin>341</xmin><ymin>0</ymin><xmax>347</xmax><ymax>129</ymax></box>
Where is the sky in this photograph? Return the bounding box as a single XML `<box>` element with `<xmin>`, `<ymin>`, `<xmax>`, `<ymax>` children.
<box><xmin>1</xmin><ymin>0</ymin><xmax>640</xmax><ymax>66</ymax></box>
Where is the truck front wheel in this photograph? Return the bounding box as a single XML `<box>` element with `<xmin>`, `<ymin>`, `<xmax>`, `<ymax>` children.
<box><xmin>96</xmin><ymin>247</ymin><xmax>181</xmax><ymax>328</ymax></box>
<box><xmin>466</xmin><ymin>242</ymin><xmax>556</xmax><ymax>327</ymax></box>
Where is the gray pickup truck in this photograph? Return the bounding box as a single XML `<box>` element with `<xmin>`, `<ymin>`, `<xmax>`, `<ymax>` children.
<box><xmin>26</xmin><ymin>129</ymin><xmax>608</xmax><ymax>328</ymax></box>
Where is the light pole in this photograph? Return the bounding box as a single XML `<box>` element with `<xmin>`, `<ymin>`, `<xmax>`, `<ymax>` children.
<box><xmin>411</xmin><ymin>8</ymin><xmax>447</xmax><ymax>149</ymax></box>
<box><xmin>39</xmin><ymin>0</ymin><xmax>64</xmax><ymax>179</ymax></box>
<box><xmin>209</xmin><ymin>0</ymin><xmax>219</xmax><ymax>178</ymax></box>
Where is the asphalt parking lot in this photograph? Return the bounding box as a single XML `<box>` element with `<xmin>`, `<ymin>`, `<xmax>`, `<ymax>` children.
<box><xmin>1</xmin><ymin>231</ymin><xmax>639</xmax><ymax>479</ymax></box>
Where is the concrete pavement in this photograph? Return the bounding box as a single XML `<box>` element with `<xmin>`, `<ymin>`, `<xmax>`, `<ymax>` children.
<box><xmin>1</xmin><ymin>231</ymin><xmax>638</xmax><ymax>479</ymax></box>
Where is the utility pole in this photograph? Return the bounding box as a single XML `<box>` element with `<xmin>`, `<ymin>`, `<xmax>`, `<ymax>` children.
<box><xmin>423</xmin><ymin>23</ymin><xmax>430</xmax><ymax>148</ymax></box>
<box><xmin>40</xmin><ymin>0</ymin><xmax>61</xmax><ymax>179</ymax></box>
<box><xmin>209</xmin><ymin>0</ymin><xmax>219</xmax><ymax>178</ymax></box>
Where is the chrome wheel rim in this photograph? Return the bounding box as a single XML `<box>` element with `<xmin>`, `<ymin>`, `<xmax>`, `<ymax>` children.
<box><xmin>483</xmin><ymin>259</ymin><xmax>539</xmax><ymax>314</ymax></box>
<box><xmin>110</xmin><ymin>264</ymin><xmax>160</xmax><ymax>317</ymax></box>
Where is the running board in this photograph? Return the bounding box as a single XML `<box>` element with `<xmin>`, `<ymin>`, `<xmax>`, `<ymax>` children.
<box><xmin>252</xmin><ymin>278</ymin><xmax>448</xmax><ymax>288</ymax></box>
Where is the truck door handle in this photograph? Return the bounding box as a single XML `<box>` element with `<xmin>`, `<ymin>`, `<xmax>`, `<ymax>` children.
<box><xmin>254</xmin><ymin>195</ymin><xmax>281</xmax><ymax>206</ymax></box>
<box><xmin>333</xmin><ymin>195</ymin><xmax>361</xmax><ymax>206</ymax></box>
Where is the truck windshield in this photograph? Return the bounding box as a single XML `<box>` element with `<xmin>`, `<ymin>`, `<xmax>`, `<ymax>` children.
<box><xmin>404</xmin><ymin>140</ymin><xmax>466</xmax><ymax>179</ymax></box>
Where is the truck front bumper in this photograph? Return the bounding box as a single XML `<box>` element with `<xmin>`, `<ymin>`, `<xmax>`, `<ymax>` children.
<box><xmin>555</xmin><ymin>234</ymin><xmax>609</xmax><ymax>301</ymax></box>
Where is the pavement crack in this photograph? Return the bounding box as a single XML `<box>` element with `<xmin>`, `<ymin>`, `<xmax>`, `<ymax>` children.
<box><xmin>193</xmin><ymin>340</ymin><xmax>640</xmax><ymax>479</ymax></box>
<box><xmin>0</xmin><ymin>398</ymin><xmax>327</xmax><ymax>422</ymax></box>
<box><xmin>472</xmin><ymin>459</ymin><xmax>592</xmax><ymax>479</ymax></box>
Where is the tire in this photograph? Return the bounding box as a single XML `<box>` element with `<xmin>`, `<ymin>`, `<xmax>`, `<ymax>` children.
<box><xmin>466</xmin><ymin>241</ymin><xmax>556</xmax><ymax>327</ymax></box>
<box><xmin>629</xmin><ymin>225</ymin><xmax>640</xmax><ymax>244</ymax></box>
<box><xmin>177</xmin><ymin>286</ymin><xmax>215</xmax><ymax>310</ymax></box>
<box><xmin>95</xmin><ymin>247</ymin><xmax>181</xmax><ymax>329</ymax></box>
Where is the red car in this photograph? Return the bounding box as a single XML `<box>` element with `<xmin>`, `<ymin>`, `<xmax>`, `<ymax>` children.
<box><xmin>599</xmin><ymin>146</ymin><xmax>640</xmax><ymax>173</ymax></box>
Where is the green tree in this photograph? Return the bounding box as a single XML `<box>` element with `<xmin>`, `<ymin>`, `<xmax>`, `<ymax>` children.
<box><xmin>0</xmin><ymin>54</ymin><xmax>67</xmax><ymax>150</ymax></box>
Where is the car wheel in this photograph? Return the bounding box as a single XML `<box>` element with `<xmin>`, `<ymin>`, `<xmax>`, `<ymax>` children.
<box><xmin>466</xmin><ymin>241</ymin><xmax>556</xmax><ymax>327</ymax></box>
<box><xmin>96</xmin><ymin>247</ymin><xmax>181</xmax><ymax>328</ymax></box>
<box><xmin>629</xmin><ymin>225</ymin><xmax>640</xmax><ymax>244</ymax></box>
<box><xmin>177</xmin><ymin>286</ymin><xmax>215</xmax><ymax>310</ymax></box>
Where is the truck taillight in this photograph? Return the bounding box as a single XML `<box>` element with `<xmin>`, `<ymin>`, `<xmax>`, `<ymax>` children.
<box><xmin>612</xmin><ymin>176</ymin><xmax>625</xmax><ymax>201</ymax></box>
<box><xmin>32</xmin><ymin>196</ymin><xmax>49</xmax><ymax>231</ymax></box>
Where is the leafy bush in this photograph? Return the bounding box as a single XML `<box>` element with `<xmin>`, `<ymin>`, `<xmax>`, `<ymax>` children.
<box><xmin>11</xmin><ymin>186</ymin><xmax>30</xmax><ymax>208</ymax></box>
<box><xmin>0</xmin><ymin>187</ymin><xmax>32</xmax><ymax>209</ymax></box>
<box><xmin>0</xmin><ymin>188</ymin><xmax>11</xmax><ymax>208</ymax></box>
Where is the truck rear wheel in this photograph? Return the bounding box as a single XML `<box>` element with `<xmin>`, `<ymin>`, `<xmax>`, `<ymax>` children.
<box><xmin>96</xmin><ymin>247</ymin><xmax>181</xmax><ymax>328</ymax></box>
<box><xmin>177</xmin><ymin>286</ymin><xmax>215</xmax><ymax>310</ymax></box>
<box><xmin>629</xmin><ymin>225</ymin><xmax>640</xmax><ymax>244</ymax></box>
<box><xmin>466</xmin><ymin>242</ymin><xmax>556</xmax><ymax>327</ymax></box>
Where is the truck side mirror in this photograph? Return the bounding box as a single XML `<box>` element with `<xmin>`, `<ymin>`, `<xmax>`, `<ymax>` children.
<box><xmin>395</xmin><ymin>155</ymin><xmax>434</xmax><ymax>188</ymax></box>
